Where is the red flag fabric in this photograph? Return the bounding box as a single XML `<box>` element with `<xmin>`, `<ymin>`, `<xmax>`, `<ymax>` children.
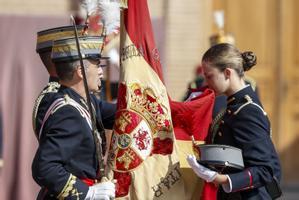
<box><xmin>170</xmin><ymin>88</ymin><xmax>214</xmax><ymax>141</ymax></box>
<box><xmin>123</xmin><ymin>0</ymin><xmax>164</xmax><ymax>81</ymax></box>
<box><xmin>201</xmin><ymin>182</ymin><xmax>218</xmax><ymax>200</ymax></box>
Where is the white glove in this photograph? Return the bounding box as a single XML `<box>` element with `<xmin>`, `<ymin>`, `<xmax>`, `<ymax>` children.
<box><xmin>85</xmin><ymin>181</ymin><xmax>115</xmax><ymax>200</ymax></box>
<box><xmin>186</xmin><ymin>154</ymin><xmax>218</xmax><ymax>182</ymax></box>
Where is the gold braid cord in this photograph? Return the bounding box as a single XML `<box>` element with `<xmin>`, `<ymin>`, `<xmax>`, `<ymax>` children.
<box><xmin>210</xmin><ymin>109</ymin><xmax>226</xmax><ymax>143</ymax></box>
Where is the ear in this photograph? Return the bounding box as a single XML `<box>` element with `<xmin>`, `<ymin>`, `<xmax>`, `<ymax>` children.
<box><xmin>75</xmin><ymin>66</ymin><xmax>83</xmax><ymax>79</ymax></box>
<box><xmin>224</xmin><ymin>68</ymin><xmax>231</xmax><ymax>80</ymax></box>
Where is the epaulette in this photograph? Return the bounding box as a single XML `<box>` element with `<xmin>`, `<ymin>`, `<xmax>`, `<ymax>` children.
<box><xmin>233</xmin><ymin>95</ymin><xmax>267</xmax><ymax>116</ymax></box>
<box><xmin>37</xmin><ymin>94</ymin><xmax>92</xmax><ymax>140</ymax></box>
<box><xmin>32</xmin><ymin>81</ymin><xmax>60</xmax><ymax>134</ymax></box>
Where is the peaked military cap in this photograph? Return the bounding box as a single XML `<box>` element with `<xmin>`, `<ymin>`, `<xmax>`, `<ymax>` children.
<box><xmin>36</xmin><ymin>25</ymin><xmax>85</xmax><ymax>53</ymax></box>
<box><xmin>51</xmin><ymin>36</ymin><xmax>104</xmax><ymax>63</ymax></box>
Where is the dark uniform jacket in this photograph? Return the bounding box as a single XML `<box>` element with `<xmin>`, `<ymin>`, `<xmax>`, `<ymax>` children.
<box><xmin>32</xmin><ymin>86</ymin><xmax>116</xmax><ymax>200</ymax></box>
<box><xmin>210</xmin><ymin>85</ymin><xmax>281</xmax><ymax>200</ymax></box>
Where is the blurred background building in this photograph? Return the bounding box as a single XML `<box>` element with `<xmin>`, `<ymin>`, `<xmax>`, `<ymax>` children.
<box><xmin>0</xmin><ymin>0</ymin><xmax>298</xmax><ymax>199</ymax></box>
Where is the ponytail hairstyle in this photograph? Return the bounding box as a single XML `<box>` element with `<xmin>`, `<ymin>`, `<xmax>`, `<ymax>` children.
<box><xmin>202</xmin><ymin>43</ymin><xmax>257</xmax><ymax>77</ymax></box>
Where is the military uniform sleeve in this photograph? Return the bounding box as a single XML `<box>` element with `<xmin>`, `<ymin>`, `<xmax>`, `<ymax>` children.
<box><xmin>227</xmin><ymin>104</ymin><xmax>278</xmax><ymax>192</ymax></box>
<box><xmin>32</xmin><ymin>105</ymin><xmax>89</xmax><ymax>200</ymax></box>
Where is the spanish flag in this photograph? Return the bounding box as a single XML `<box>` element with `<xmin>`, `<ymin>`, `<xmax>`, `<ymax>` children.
<box><xmin>107</xmin><ymin>0</ymin><xmax>215</xmax><ymax>199</ymax></box>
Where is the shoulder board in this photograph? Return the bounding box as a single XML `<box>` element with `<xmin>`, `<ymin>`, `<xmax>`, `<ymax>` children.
<box><xmin>38</xmin><ymin>94</ymin><xmax>92</xmax><ymax>140</ymax></box>
<box><xmin>42</xmin><ymin>81</ymin><xmax>60</xmax><ymax>94</ymax></box>
<box><xmin>233</xmin><ymin>95</ymin><xmax>267</xmax><ymax>116</ymax></box>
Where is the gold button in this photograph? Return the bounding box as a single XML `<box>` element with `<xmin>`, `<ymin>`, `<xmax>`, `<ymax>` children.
<box><xmin>218</xmin><ymin>131</ymin><xmax>222</xmax><ymax>136</ymax></box>
<box><xmin>227</xmin><ymin>110</ymin><xmax>231</xmax><ymax>114</ymax></box>
<box><xmin>221</xmin><ymin>120</ymin><xmax>224</xmax><ymax>124</ymax></box>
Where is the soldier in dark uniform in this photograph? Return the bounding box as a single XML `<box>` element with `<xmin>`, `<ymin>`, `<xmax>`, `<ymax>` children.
<box><xmin>187</xmin><ymin>43</ymin><xmax>281</xmax><ymax>199</ymax></box>
<box><xmin>33</xmin><ymin>25</ymin><xmax>85</xmax><ymax>139</ymax></box>
<box><xmin>32</xmin><ymin>36</ymin><xmax>116</xmax><ymax>200</ymax></box>
<box><xmin>33</xmin><ymin>26</ymin><xmax>111</xmax><ymax>154</ymax></box>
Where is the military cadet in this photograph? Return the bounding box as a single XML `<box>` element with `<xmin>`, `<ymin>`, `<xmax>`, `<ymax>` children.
<box><xmin>187</xmin><ymin>43</ymin><xmax>281</xmax><ymax>199</ymax></box>
<box><xmin>33</xmin><ymin>25</ymin><xmax>85</xmax><ymax>140</ymax></box>
<box><xmin>183</xmin><ymin>32</ymin><xmax>259</xmax><ymax>119</ymax></box>
<box><xmin>32</xmin><ymin>36</ymin><xmax>116</xmax><ymax>200</ymax></box>
<box><xmin>209</xmin><ymin>29</ymin><xmax>260</xmax><ymax>120</ymax></box>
